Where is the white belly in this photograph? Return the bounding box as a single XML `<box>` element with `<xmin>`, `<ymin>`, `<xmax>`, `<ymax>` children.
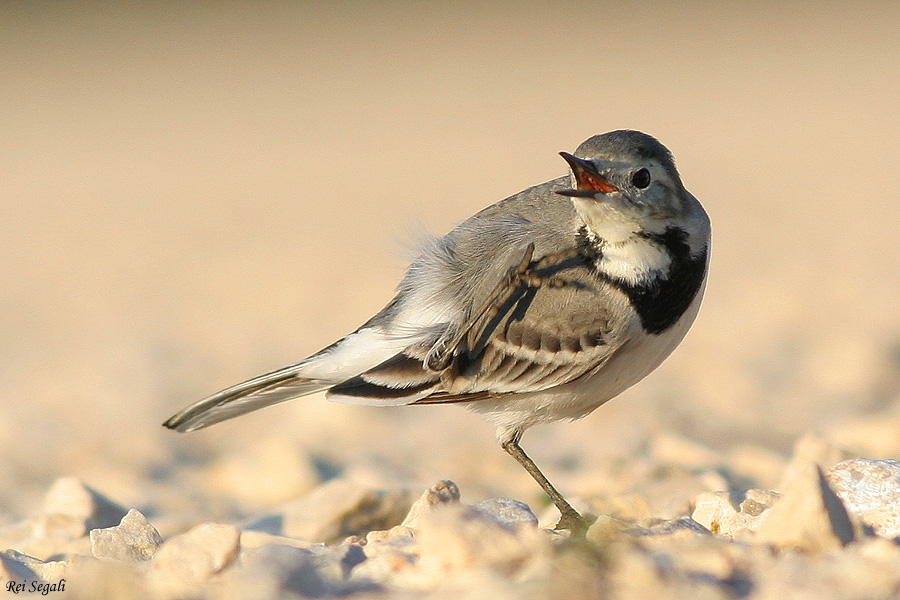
<box><xmin>469</xmin><ymin>278</ymin><xmax>707</xmax><ymax>443</ymax></box>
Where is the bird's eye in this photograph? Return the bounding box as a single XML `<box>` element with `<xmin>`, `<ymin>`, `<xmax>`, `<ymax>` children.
<box><xmin>631</xmin><ymin>168</ymin><xmax>651</xmax><ymax>189</ymax></box>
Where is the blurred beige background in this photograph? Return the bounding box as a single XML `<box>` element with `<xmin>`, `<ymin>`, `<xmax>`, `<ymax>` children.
<box><xmin>2</xmin><ymin>2</ymin><xmax>900</xmax><ymax>521</ymax></box>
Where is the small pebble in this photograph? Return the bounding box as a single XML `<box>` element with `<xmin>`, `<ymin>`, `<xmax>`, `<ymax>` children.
<box><xmin>90</xmin><ymin>508</ymin><xmax>164</xmax><ymax>562</ymax></box>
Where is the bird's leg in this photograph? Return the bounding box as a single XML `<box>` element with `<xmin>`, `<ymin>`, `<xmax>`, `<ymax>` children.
<box><xmin>426</xmin><ymin>244</ymin><xmax>584</xmax><ymax>372</ymax></box>
<box><xmin>500</xmin><ymin>437</ymin><xmax>591</xmax><ymax>534</ymax></box>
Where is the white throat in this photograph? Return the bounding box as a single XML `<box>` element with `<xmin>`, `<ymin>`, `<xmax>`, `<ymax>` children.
<box><xmin>572</xmin><ymin>196</ymin><xmax>639</xmax><ymax>245</ymax></box>
<box><xmin>595</xmin><ymin>234</ymin><xmax>672</xmax><ymax>286</ymax></box>
<box><xmin>573</xmin><ymin>197</ymin><xmax>673</xmax><ymax>287</ymax></box>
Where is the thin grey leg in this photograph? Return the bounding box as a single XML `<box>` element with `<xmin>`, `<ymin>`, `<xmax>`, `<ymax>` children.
<box><xmin>500</xmin><ymin>438</ymin><xmax>590</xmax><ymax>534</ymax></box>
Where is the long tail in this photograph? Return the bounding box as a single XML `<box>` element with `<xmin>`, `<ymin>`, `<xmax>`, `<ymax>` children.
<box><xmin>162</xmin><ymin>364</ymin><xmax>330</xmax><ymax>432</ymax></box>
<box><xmin>163</xmin><ymin>321</ymin><xmax>433</xmax><ymax>431</ymax></box>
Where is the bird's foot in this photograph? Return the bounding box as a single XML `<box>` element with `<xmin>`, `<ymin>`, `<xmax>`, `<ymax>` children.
<box><xmin>553</xmin><ymin>508</ymin><xmax>595</xmax><ymax>537</ymax></box>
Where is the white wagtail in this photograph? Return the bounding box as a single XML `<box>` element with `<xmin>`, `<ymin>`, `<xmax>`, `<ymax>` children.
<box><xmin>165</xmin><ymin>130</ymin><xmax>711</xmax><ymax>532</ymax></box>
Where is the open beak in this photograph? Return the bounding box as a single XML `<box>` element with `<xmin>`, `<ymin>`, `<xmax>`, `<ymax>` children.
<box><xmin>556</xmin><ymin>152</ymin><xmax>618</xmax><ymax>197</ymax></box>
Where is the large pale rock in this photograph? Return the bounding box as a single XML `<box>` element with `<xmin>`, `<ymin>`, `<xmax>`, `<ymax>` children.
<box><xmin>826</xmin><ymin>458</ymin><xmax>900</xmax><ymax>538</ymax></box>
<box><xmin>353</xmin><ymin>487</ymin><xmax>539</xmax><ymax>589</ymax></box>
<box><xmin>150</xmin><ymin>522</ymin><xmax>240</xmax><ymax>595</ymax></box>
<box><xmin>281</xmin><ymin>479</ymin><xmax>414</xmax><ymax>543</ymax></box>
<box><xmin>415</xmin><ymin>502</ymin><xmax>550</xmax><ymax>574</ymax></box>
<box><xmin>90</xmin><ymin>509</ymin><xmax>163</xmax><ymax>562</ymax></box>
<box><xmin>756</xmin><ymin>465</ymin><xmax>856</xmax><ymax>553</ymax></box>
<box><xmin>43</xmin><ymin>477</ymin><xmax>128</xmax><ymax>534</ymax></box>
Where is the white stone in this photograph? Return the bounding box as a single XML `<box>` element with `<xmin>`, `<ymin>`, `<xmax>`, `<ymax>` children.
<box><xmin>827</xmin><ymin>458</ymin><xmax>900</xmax><ymax>538</ymax></box>
<box><xmin>90</xmin><ymin>509</ymin><xmax>163</xmax><ymax>562</ymax></box>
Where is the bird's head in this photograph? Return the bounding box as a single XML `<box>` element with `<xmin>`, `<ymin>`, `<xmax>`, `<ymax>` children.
<box><xmin>558</xmin><ymin>130</ymin><xmax>693</xmax><ymax>244</ymax></box>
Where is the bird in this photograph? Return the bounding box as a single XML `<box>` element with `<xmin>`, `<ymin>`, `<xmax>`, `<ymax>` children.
<box><xmin>164</xmin><ymin>130</ymin><xmax>711</xmax><ymax>532</ymax></box>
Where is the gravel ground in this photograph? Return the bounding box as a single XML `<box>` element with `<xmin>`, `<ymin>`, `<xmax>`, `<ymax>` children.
<box><xmin>3</xmin><ymin>3</ymin><xmax>900</xmax><ymax>598</ymax></box>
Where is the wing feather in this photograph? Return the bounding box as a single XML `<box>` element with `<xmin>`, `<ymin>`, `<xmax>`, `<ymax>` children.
<box><xmin>328</xmin><ymin>259</ymin><xmax>632</xmax><ymax>406</ymax></box>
